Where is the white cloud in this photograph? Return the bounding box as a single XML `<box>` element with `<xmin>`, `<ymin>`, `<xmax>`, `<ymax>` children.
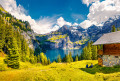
<box><xmin>88</xmin><ymin>0</ymin><xmax>120</xmax><ymax>24</ymax></box>
<box><xmin>35</xmin><ymin>16</ymin><xmax>58</xmax><ymax>34</ymax></box>
<box><xmin>82</xmin><ymin>0</ymin><xmax>100</xmax><ymax>6</ymax></box>
<box><xmin>57</xmin><ymin>17</ymin><xmax>72</xmax><ymax>27</ymax></box>
<box><xmin>0</xmin><ymin>0</ymin><xmax>59</xmax><ymax>34</ymax></box>
<box><xmin>80</xmin><ymin>0</ymin><xmax>120</xmax><ymax>29</ymax></box>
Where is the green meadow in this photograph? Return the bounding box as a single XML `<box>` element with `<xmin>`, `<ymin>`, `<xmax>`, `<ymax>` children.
<box><xmin>1</xmin><ymin>56</ymin><xmax>120</xmax><ymax>81</ymax></box>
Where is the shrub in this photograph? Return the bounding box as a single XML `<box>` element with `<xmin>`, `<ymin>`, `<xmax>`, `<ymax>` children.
<box><xmin>114</xmin><ymin>65</ymin><xmax>120</xmax><ymax>68</ymax></box>
<box><xmin>0</xmin><ymin>64</ymin><xmax>7</xmax><ymax>71</ymax></box>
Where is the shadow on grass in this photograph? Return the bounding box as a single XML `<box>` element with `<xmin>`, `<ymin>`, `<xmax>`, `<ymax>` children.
<box><xmin>80</xmin><ymin>64</ymin><xmax>120</xmax><ymax>74</ymax></box>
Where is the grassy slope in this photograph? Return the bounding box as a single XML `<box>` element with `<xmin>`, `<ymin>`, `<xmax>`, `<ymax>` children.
<box><xmin>0</xmin><ymin>57</ymin><xmax>120</xmax><ymax>81</ymax></box>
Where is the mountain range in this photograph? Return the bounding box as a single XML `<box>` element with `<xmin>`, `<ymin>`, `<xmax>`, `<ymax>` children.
<box><xmin>37</xmin><ymin>16</ymin><xmax>120</xmax><ymax>50</ymax></box>
<box><xmin>0</xmin><ymin>4</ymin><xmax>120</xmax><ymax>54</ymax></box>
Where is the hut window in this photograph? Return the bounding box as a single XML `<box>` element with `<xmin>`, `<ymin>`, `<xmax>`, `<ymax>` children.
<box><xmin>115</xmin><ymin>56</ymin><xmax>118</xmax><ymax>58</ymax></box>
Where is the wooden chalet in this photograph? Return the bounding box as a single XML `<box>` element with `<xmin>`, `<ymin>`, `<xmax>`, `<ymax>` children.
<box><xmin>93</xmin><ymin>31</ymin><xmax>120</xmax><ymax>67</ymax></box>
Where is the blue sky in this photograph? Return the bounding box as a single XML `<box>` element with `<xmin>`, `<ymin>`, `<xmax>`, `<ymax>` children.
<box><xmin>16</xmin><ymin>0</ymin><xmax>88</xmax><ymax>24</ymax></box>
<box><xmin>1</xmin><ymin>0</ymin><xmax>120</xmax><ymax>34</ymax></box>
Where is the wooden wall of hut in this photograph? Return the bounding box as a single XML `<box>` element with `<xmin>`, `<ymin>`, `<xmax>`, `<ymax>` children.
<box><xmin>98</xmin><ymin>57</ymin><xmax>103</xmax><ymax>66</ymax></box>
<box><xmin>98</xmin><ymin>50</ymin><xmax>103</xmax><ymax>55</ymax></box>
<box><xmin>103</xmin><ymin>44</ymin><xmax>120</xmax><ymax>55</ymax></box>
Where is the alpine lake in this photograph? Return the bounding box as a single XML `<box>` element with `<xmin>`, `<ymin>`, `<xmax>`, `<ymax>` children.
<box><xmin>45</xmin><ymin>49</ymin><xmax>82</xmax><ymax>62</ymax></box>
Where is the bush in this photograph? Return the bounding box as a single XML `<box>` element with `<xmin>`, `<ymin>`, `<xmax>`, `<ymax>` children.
<box><xmin>114</xmin><ymin>65</ymin><xmax>120</xmax><ymax>68</ymax></box>
<box><xmin>100</xmin><ymin>67</ymin><xmax>119</xmax><ymax>73</ymax></box>
<box><xmin>0</xmin><ymin>64</ymin><xmax>7</xmax><ymax>71</ymax></box>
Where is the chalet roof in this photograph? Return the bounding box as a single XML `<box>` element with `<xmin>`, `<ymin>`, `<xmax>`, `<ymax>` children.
<box><xmin>93</xmin><ymin>31</ymin><xmax>120</xmax><ymax>45</ymax></box>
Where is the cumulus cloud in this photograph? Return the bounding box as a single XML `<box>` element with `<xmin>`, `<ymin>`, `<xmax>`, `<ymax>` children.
<box><xmin>0</xmin><ymin>0</ymin><xmax>60</xmax><ymax>34</ymax></box>
<box><xmin>82</xmin><ymin>0</ymin><xmax>100</xmax><ymax>6</ymax></box>
<box><xmin>57</xmin><ymin>17</ymin><xmax>72</xmax><ymax>27</ymax></box>
<box><xmin>80</xmin><ymin>0</ymin><xmax>120</xmax><ymax>29</ymax></box>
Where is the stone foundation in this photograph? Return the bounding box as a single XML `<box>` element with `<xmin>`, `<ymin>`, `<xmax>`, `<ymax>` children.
<box><xmin>102</xmin><ymin>55</ymin><xmax>120</xmax><ymax>67</ymax></box>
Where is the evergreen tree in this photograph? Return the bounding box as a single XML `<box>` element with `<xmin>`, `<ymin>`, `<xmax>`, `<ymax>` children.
<box><xmin>21</xmin><ymin>37</ymin><xmax>26</xmax><ymax>62</ymax></box>
<box><xmin>44</xmin><ymin>55</ymin><xmax>48</xmax><ymax>65</ymax></box>
<box><xmin>79</xmin><ymin>51</ymin><xmax>84</xmax><ymax>60</ymax></box>
<box><xmin>75</xmin><ymin>55</ymin><xmax>78</xmax><ymax>61</ymax></box>
<box><xmin>0</xmin><ymin>16</ymin><xmax>5</xmax><ymax>52</ymax></box>
<box><xmin>69</xmin><ymin>52</ymin><xmax>73</xmax><ymax>62</ymax></box>
<box><xmin>48</xmin><ymin>58</ymin><xmax>51</xmax><ymax>64</ymax></box>
<box><xmin>37</xmin><ymin>54</ymin><xmax>40</xmax><ymax>63</ymax></box>
<box><xmin>111</xmin><ymin>25</ymin><xmax>116</xmax><ymax>32</ymax></box>
<box><xmin>57</xmin><ymin>54</ymin><xmax>62</xmax><ymax>63</ymax></box>
<box><xmin>87</xmin><ymin>42</ymin><xmax>92</xmax><ymax>60</ymax></box>
<box><xmin>65</xmin><ymin>54</ymin><xmax>70</xmax><ymax>63</ymax></box>
<box><xmin>40</xmin><ymin>52</ymin><xmax>48</xmax><ymax>65</ymax></box>
<box><xmin>34</xmin><ymin>56</ymin><xmax>37</xmax><ymax>63</ymax></box>
<box><xmin>29</xmin><ymin>48</ymin><xmax>35</xmax><ymax>64</ymax></box>
<box><xmin>92</xmin><ymin>46</ymin><xmax>98</xmax><ymax>60</ymax></box>
<box><xmin>40</xmin><ymin>52</ymin><xmax>45</xmax><ymax>65</ymax></box>
<box><xmin>7</xmin><ymin>38</ymin><xmax>19</xmax><ymax>69</ymax></box>
<box><xmin>117</xmin><ymin>28</ymin><xmax>120</xmax><ymax>31</ymax></box>
<box><xmin>83</xmin><ymin>47</ymin><xmax>87</xmax><ymax>59</ymax></box>
<box><xmin>29</xmin><ymin>54</ymin><xmax>35</xmax><ymax>64</ymax></box>
<box><xmin>21</xmin><ymin>37</ymin><xmax>30</xmax><ymax>62</ymax></box>
<box><xmin>62</xmin><ymin>54</ymin><xmax>66</xmax><ymax>62</ymax></box>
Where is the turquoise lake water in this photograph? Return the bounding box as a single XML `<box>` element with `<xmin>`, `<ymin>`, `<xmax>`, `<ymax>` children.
<box><xmin>45</xmin><ymin>49</ymin><xmax>82</xmax><ymax>62</ymax></box>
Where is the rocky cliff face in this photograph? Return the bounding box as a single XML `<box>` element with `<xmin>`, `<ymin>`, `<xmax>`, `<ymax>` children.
<box><xmin>48</xmin><ymin>36</ymin><xmax>74</xmax><ymax>49</ymax></box>
<box><xmin>36</xmin><ymin>25</ymin><xmax>89</xmax><ymax>49</ymax></box>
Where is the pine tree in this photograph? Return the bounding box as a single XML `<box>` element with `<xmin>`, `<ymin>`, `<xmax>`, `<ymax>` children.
<box><xmin>92</xmin><ymin>46</ymin><xmax>98</xmax><ymax>60</ymax></box>
<box><xmin>15</xmin><ymin>30</ymin><xmax>22</xmax><ymax>59</ymax></box>
<box><xmin>29</xmin><ymin>54</ymin><xmax>34</xmax><ymax>64</ymax></box>
<box><xmin>26</xmin><ymin>44</ymin><xmax>30</xmax><ymax>61</ymax></box>
<box><xmin>87</xmin><ymin>42</ymin><xmax>92</xmax><ymax>60</ymax></box>
<box><xmin>21</xmin><ymin>37</ymin><xmax>30</xmax><ymax>62</ymax></box>
<box><xmin>111</xmin><ymin>25</ymin><xmax>116</xmax><ymax>32</ymax></box>
<box><xmin>117</xmin><ymin>28</ymin><xmax>119</xmax><ymax>31</ymax></box>
<box><xmin>29</xmin><ymin>48</ymin><xmax>35</xmax><ymax>64</ymax></box>
<box><xmin>79</xmin><ymin>51</ymin><xmax>84</xmax><ymax>60</ymax></box>
<box><xmin>40</xmin><ymin>52</ymin><xmax>45</xmax><ymax>65</ymax></box>
<box><xmin>69</xmin><ymin>52</ymin><xmax>73</xmax><ymax>62</ymax></box>
<box><xmin>40</xmin><ymin>52</ymin><xmax>48</xmax><ymax>65</ymax></box>
<box><xmin>37</xmin><ymin>54</ymin><xmax>40</xmax><ymax>63</ymax></box>
<box><xmin>0</xmin><ymin>16</ymin><xmax>5</xmax><ymax>52</ymax></box>
<box><xmin>83</xmin><ymin>47</ymin><xmax>87</xmax><ymax>59</ymax></box>
<box><xmin>57</xmin><ymin>54</ymin><xmax>62</xmax><ymax>63</ymax></box>
<box><xmin>44</xmin><ymin>55</ymin><xmax>48</xmax><ymax>65</ymax></box>
<box><xmin>7</xmin><ymin>38</ymin><xmax>19</xmax><ymax>69</ymax></box>
<box><xmin>34</xmin><ymin>56</ymin><xmax>37</xmax><ymax>63</ymax></box>
<box><xmin>75</xmin><ymin>55</ymin><xmax>78</xmax><ymax>61</ymax></box>
<box><xmin>48</xmin><ymin>58</ymin><xmax>51</xmax><ymax>64</ymax></box>
<box><xmin>21</xmin><ymin>37</ymin><xmax>26</xmax><ymax>62</ymax></box>
<box><xmin>65</xmin><ymin>54</ymin><xmax>70</xmax><ymax>63</ymax></box>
